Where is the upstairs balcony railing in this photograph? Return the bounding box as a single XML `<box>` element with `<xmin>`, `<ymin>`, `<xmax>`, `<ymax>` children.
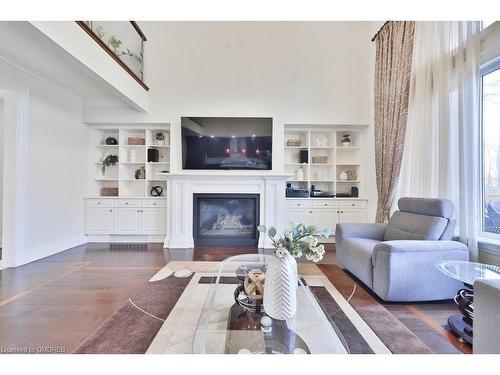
<box><xmin>76</xmin><ymin>21</ymin><xmax>148</xmax><ymax>91</ymax></box>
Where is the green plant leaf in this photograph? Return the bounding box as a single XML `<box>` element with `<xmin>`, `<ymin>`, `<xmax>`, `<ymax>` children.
<box><xmin>267</xmin><ymin>227</ymin><xmax>277</xmax><ymax>237</ymax></box>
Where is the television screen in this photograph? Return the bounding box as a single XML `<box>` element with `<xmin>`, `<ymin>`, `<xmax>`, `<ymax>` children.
<box><xmin>181</xmin><ymin>117</ymin><xmax>273</xmax><ymax>170</ymax></box>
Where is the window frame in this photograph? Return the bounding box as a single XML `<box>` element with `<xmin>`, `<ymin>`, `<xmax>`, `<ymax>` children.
<box><xmin>478</xmin><ymin>58</ymin><xmax>500</xmax><ymax>242</ymax></box>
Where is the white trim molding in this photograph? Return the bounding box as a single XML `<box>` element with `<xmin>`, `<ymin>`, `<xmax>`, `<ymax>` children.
<box><xmin>163</xmin><ymin>173</ymin><xmax>290</xmax><ymax>249</ymax></box>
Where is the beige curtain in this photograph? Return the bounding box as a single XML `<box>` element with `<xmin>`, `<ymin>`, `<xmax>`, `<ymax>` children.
<box><xmin>374</xmin><ymin>21</ymin><xmax>415</xmax><ymax>223</ymax></box>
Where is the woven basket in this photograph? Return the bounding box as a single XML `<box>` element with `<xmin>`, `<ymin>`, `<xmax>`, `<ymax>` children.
<box><xmin>286</xmin><ymin>139</ymin><xmax>302</xmax><ymax>147</ymax></box>
<box><xmin>100</xmin><ymin>187</ymin><xmax>119</xmax><ymax>196</ymax></box>
<box><xmin>128</xmin><ymin>137</ymin><xmax>145</xmax><ymax>145</ymax></box>
<box><xmin>311</xmin><ymin>155</ymin><xmax>328</xmax><ymax>164</ymax></box>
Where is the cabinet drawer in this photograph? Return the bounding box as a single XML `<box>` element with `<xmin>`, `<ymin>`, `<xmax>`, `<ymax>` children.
<box><xmin>339</xmin><ymin>200</ymin><xmax>366</xmax><ymax>209</ymax></box>
<box><xmin>286</xmin><ymin>200</ymin><xmax>312</xmax><ymax>209</ymax></box>
<box><xmin>86</xmin><ymin>199</ymin><xmax>114</xmax><ymax>207</ymax></box>
<box><xmin>115</xmin><ymin>199</ymin><xmax>142</xmax><ymax>208</ymax></box>
<box><xmin>142</xmin><ymin>199</ymin><xmax>166</xmax><ymax>208</ymax></box>
<box><xmin>312</xmin><ymin>200</ymin><xmax>339</xmax><ymax>209</ymax></box>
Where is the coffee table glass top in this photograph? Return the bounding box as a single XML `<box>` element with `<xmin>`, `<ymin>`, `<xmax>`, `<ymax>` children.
<box><xmin>193</xmin><ymin>253</ymin><xmax>349</xmax><ymax>354</ymax></box>
<box><xmin>436</xmin><ymin>260</ymin><xmax>500</xmax><ymax>286</ymax></box>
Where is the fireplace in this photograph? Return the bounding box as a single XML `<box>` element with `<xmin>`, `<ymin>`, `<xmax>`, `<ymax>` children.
<box><xmin>193</xmin><ymin>193</ymin><xmax>260</xmax><ymax>247</ymax></box>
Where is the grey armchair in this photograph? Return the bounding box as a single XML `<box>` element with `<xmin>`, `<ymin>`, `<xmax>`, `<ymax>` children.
<box><xmin>473</xmin><ymin>279</ymin><xmax>500</xmax><ymax>354</ymax></box>
<box><xmin>336</xmin><ymin>198</ymin><xmax>469</xmax><ymax>302</ymax></box>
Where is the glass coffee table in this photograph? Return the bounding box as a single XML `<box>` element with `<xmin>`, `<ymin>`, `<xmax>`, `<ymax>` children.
<box><xmin>436</xmin><ymin>260</ymin><xmax>500</xmax><ymax>344</ymax></box>
<box><xmin>193</xmin><ymin>254</ymin><xmax>349</xmax><ymax>354</ymax></box>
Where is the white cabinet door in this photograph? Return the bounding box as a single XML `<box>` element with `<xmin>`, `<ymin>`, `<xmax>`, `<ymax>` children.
<box><xmin>114</xmin><ymin>208</ymin><xmax>142</xmax><ymax>234</ymax></box>
<box><xmin>142</xmin><ymin>208</ymin><xmax>166</xmax><ymax>234</ymax></box>
<box><xmin>86</xmin><ymin>207</ymin><xmax>114</xmax><ymax>234</ymax></box>
<box><xmin>340</xmin><ymin>209</ymin><xmax>366</xmax><ymax>224</ymax></box>
<box><xmin>312</xmin><ymin>210</ymin><xmax>338</xmax><ymax>232</ymax></box>
<box><xmin>286</xmin><ymin>209</ymin><xmax>313</xmax><ymax>227</ymax></box>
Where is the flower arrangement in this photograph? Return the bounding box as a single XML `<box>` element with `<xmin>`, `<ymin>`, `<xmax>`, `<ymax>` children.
<box><xmin>257</xmin><ymin>223</ymin><xmax>331</xmax><ymax>263</ymax></box>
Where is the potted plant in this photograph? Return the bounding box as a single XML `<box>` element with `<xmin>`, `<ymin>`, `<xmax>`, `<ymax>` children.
<box><xmin>155</xmin><ymin>132</ymin><xmax>166</xmax><ymax>145</ymax></box>
<box><xmin>101</xmin><ymin>154</ymin><xmax>118</xmax><ymax>176</ymax></box>
<box><xmin>257</xmin><ymin>223</ymin><xmax>331</xmax><ymax>320</ymax></box>
<box><xmin>342</xmin><ymin>134</ymin><xmax>351</xmax><ymax>147</ymax></box>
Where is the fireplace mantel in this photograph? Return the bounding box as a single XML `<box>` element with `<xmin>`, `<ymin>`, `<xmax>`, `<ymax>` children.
<box><xmin>159</xmin><ymin>173</ymin><xmax>291</xmax><ymax>249</ymax></box>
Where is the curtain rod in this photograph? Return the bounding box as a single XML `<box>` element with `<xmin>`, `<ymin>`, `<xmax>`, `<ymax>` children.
<box><xmin>371</xmin><ymin>21</ymin><xmax>390</xmax><ymax>42</ymax></box>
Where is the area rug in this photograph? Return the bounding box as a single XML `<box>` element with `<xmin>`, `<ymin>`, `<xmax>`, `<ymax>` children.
<box><xmin>74</xmin><ymin>261</ymin><xmax>432</xmax><ymax>354</ymax></box>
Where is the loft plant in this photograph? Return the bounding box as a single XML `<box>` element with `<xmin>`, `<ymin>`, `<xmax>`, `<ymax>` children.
<box><xmin>257</xmin><ymin>223</ymin><xmax>331</xmax><ymax>320</ymax></box>
<box><xmin>342</xmin><ymin>133</ymin><xmax>351</xmax><ymax>146</ymax></box>
<box><xmin>156</xmin><ymin>132</ymin><xmax>166</xmax><ymax>145</ymax></box>
<box><xmin>102</xmin><ymin>154</ymin><xmax>119</xmax><ymax>175</ymax></box>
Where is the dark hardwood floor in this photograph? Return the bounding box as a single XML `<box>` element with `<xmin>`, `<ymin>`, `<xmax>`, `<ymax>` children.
<box><xmin>0</xmin><ymin>243</ymin><xmax>467</xmax><ymax>354</ymax></box>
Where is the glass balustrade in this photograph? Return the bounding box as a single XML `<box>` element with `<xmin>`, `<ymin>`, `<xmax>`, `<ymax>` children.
<box><xmin>81</xmin><ymin>21</ymin><xmax>145</xmax><ymax>83</ymax></box>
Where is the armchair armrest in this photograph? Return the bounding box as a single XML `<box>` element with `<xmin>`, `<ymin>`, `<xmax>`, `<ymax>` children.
<box><xmin>335</xmin><ymin>223</ymin><xmax>386</xmax><ymax>246</ymax></box>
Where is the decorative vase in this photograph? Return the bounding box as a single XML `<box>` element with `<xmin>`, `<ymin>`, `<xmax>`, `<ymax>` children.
<box><xmin>129</xmin><ymin>149</ymin><xmax>137</xmax><ymax>163</ymax></box>
<box><xmin>263</xmin><ymin>252</ymin><xmax>298</xmax><ymax>320</ymax></box>
<box><xmin>342</xmin><ymin>141</ymin><xmax>350</xmax><ymax>147</ymax></box>
<box><xmin>295</xmin><ymin>166</ymin><xmax>304</xmax><ymax>181</ymax></box>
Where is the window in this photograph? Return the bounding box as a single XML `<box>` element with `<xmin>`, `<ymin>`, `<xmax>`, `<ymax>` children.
<box><xmin>481</xmin><ymin>61</ymin><xmax>500</xmax><ymax>236</ymax></box>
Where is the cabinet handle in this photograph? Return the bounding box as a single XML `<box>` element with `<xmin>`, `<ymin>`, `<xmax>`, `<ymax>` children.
<box><xmin>352</xmin><ymin>203</ymin><xmax>355</xmax><ymax>206</ymax></box>
<box><xmin>97</xmin><ymin>202</ymin><xmax>101</xmax><ymax>205</ymax></box>
<box><xmin>309</xmin><ymin>211</ymin><xmax>312</xmax><ymax>213</ymax></box>
<box><xmin>153</xmin><ymin>203</ymin><xmax>156</xmax><ymax>206</ymax></box>
<box><xmin>337</xmin><ymin>211</ymin><xmax>339</xmax><ymax>214</ymax></box>
<box><xmin>109</xmin><ymin>209</ymin><xmax>112</xmax><ymax>212</ymax></box>
<box><xmin>297</xmin><ymin>203</ymin><xmax>301</xmax><ymax>206</ymax></box>
<box><xmin>137</xmin><ymin>210</ymin><xmax>140</xmax><ymax>213</ymax></box>
<box><xmin>125</xmin><ymin>202</ymin><xmax>129</xmax><ymax>205</ymax></box>
<box><xmin>341</xmin><ymin>210</ymin><xmax>344</xmax><ymax>213</ymax></box>
<box><xmin>324</xmin><ymin>203</ymin><xmax>328</xmax><ymax>206</ymax></box>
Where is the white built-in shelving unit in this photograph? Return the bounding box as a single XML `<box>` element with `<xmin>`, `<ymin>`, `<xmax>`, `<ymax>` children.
<box><xmin>284</xmin><ymin>125</ymin><xmax>364</xmax><ymax>197</ymax></box>
<box><xmin>89</xmin><ymin>125</ymin><xmax>170</xmax><ymax>198</ymax></box>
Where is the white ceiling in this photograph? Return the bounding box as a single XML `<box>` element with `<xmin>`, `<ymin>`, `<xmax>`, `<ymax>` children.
<box><xmin>0</xmin><ymin>21</ymin><xmax>133</xmax><ymax>107</ymax></box>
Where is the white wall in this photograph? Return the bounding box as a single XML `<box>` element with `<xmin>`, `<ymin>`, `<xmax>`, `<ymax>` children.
<box><xmin>84</xmin><ymin>21</ymin><xmax>377</xmax><ymax>218</ymax></box>
<box><xmin>0</xmin><ymin>96</ymin><xmax>4</xmax><ymax>247</ymax></box>
<box><xmin>21</xmin><ymin>92</ymin><xmax>89</xmax><ymax>264</ymax></box>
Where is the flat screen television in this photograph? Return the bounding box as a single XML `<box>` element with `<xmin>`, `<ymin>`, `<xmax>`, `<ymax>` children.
<box><xmin>181</xmin><ymin>117</ymin><xmax>273</xmax><ymax>170</ymax></box>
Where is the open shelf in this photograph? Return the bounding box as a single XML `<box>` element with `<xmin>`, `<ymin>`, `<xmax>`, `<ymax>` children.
<box><xmin>284</xmin><ymin>125</ymin><xmax>364</xmax><ymax>197</ymax></box>
<box><xmin>89</xmin><ymin>125</ymin><xmax>170</xmax><ymax>197</ymax></box>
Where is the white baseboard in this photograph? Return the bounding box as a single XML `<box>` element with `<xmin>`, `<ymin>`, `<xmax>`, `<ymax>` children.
<box><xmin>87</xmin><ymin>234</ymin><xmax>165</xmax><ymax>243</ymax></box>
<box><xmin>21</xmin><ymin>235</ymin><xmax>88</xmax><ymax>266</ymax></box>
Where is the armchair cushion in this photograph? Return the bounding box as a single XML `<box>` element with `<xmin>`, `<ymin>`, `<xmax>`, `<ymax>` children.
<box><xmin>384</xmin><ymin>211</ymin><xmax>448</xmax><ymax>241</ymax></box>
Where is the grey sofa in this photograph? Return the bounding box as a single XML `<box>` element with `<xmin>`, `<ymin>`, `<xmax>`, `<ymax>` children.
<box><xmin>336</xmin><ymin>197</ymin><xmax>469</xmax><ymax>302</ymax></box>
<box><xmin>473</xmin><ymin>278</ymin><xmax>500</xmax><ymax>354</ymax></box>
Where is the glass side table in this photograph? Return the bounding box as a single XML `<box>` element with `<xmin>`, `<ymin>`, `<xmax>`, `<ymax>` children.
<box><xmin>436</xmin><ymin>260</ymin><xmax>500</xmax><ymax>344</ymax></box>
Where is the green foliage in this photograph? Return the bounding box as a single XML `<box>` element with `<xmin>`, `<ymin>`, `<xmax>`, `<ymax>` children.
<box><xmin>108</xmin><ymin>36</ymin><xmax>122</xmax><ymax>52</ymax></box>
<box><xmin>342</xmin><ymin>134</ymin><xmax>351</xmax><ymax>143</ymax></box>
<box><xmin>102</xmin><ymin>154</ymin><xmax>118</xmax><ymax>175</ymax></box>
<box><xmin>258</xmin><ymin>223</ymin><xmax>331</xmax><ymax>263</ymax></box>
<box><xmin>156</xmin><ymin>132</ymin><xmax>165</xmax><ymax>141</ymax></box>
<box><xmin>95</xmin><ymin>25</ymin><xmax>105</xmax><ymax>40</ymax></box>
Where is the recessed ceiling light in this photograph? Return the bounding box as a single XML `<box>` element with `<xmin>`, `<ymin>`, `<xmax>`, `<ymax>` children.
<box><xmin>210</xmin><ymin>135</ymin><xmax>215</xmax><ymax>138</ymax></box>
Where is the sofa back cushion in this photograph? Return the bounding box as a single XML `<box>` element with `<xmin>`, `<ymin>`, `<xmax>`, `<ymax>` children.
<box><xmin>384</xmin><ymin>211</ymin><xmax>448</xmax><ymax>241</ymax></box>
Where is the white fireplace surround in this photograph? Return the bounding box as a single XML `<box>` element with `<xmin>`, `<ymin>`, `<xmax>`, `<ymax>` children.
<box><xmin>163</xmin><ymin>173</ymin><xmax>290</xmax><ymax>249</ymax></box>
